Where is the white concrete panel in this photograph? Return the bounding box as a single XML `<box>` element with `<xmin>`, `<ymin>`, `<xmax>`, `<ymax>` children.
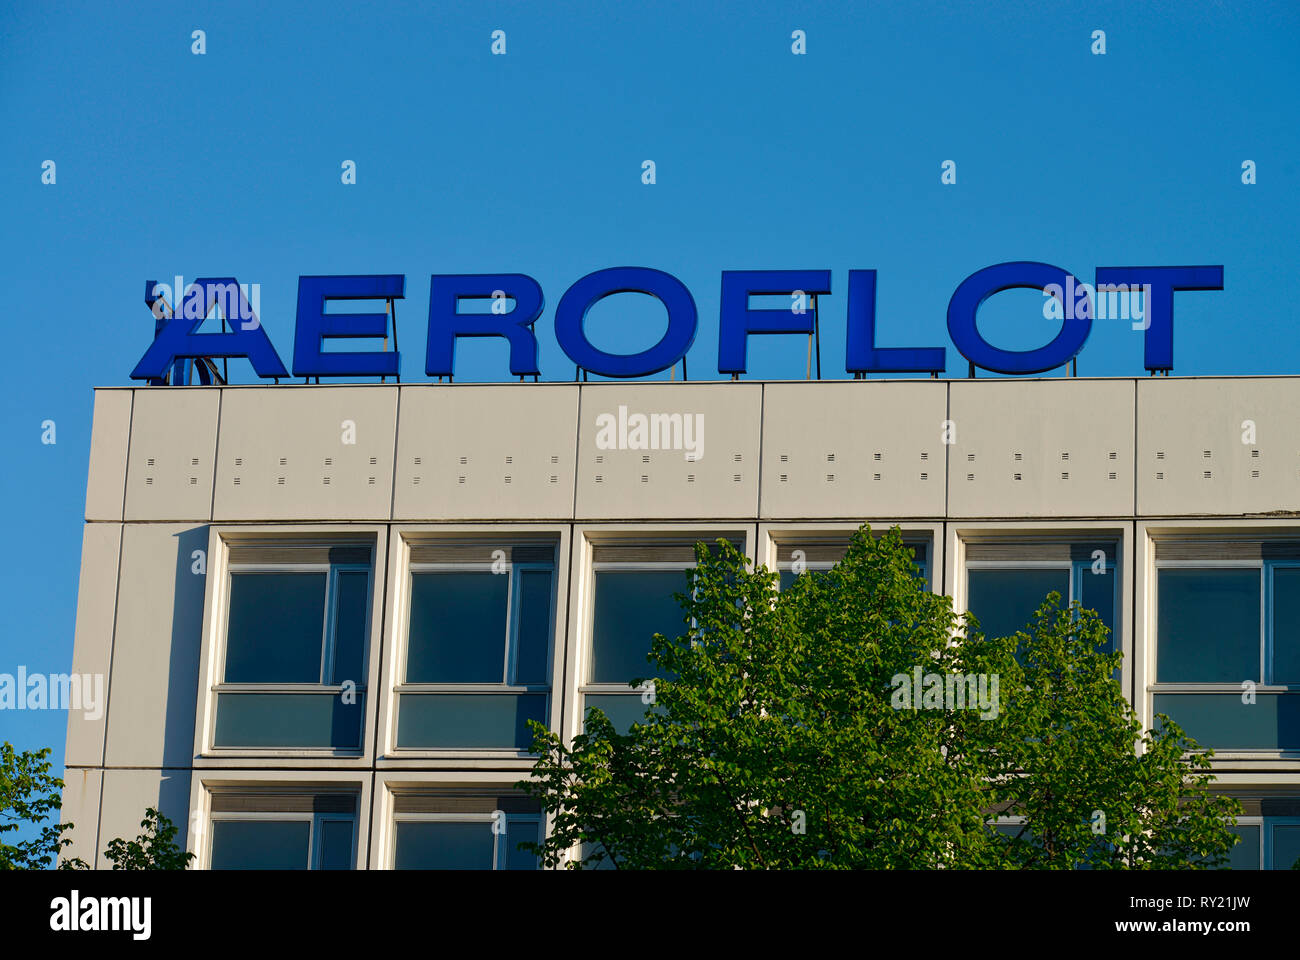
<box><xmin>103</xmin><ymin>523</ymin><xmax>209</xmax><ymax>768</ymax></box>
<box><xmin>58</xmin><ymin>767</ymin><xmax>102</xmax><ymax>868</ymax></box>
<box><xmin>64</xmin><ymin>523</ymin><xmax>121</xmax><ymax>768</ymax></box>
<box><xmin>574</xmin><ymin>383</ymin><xmax>762</xmax><ymax>519</ymax></box>
<box><xmin>85</xmin><ymin>390</ymin><xmax>132</xmax><ymax>521</ymax></box>
<box><xmin>760</xmin><ymin>381</ymin><xmax>948</xmax><ymax>518</ymax></box>
<box><xmin>98</xmin><ymin>768</ymin><xmax>193</xmax><ymax>867</ymax></box>
<box><xmin>1137</xmin><ymin>378</ymin><xmax>1300</xmax><ymax>516</ymax></box>
<box><xmin>124</xmin><ymin>387</ymin><xmax>220</xmax><ymax>521</ymax></box>
<box><xmin>393</xmin><ymin>385</ymin><xmax>578</xmax><ymax>520</ymax></box>
<box><xmin>947</xmin><ymin>379</ymin><xmax>1136</xmax><ymax>518</ymax></box>
<box><xmin>213</xmin><ymin>386</ymin><xmax>397</xmax><ymax>521</ymax></box>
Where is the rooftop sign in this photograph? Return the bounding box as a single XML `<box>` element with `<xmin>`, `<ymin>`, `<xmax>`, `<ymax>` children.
<box><xmin>130</xmin><ymin>263</ymin><xmax>1224</xmax><ymax>383</ymax></box>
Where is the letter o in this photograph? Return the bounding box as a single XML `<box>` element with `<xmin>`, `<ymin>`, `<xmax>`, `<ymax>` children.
<box><xmin>555</xmin><ymin>267</ymin><xmax>698</xmax><ymax>377</ymax></box>
<box><xmin>947</xmin><ymin>261</ymin><xmax>1091</xmax><ymax>374</ymax></box>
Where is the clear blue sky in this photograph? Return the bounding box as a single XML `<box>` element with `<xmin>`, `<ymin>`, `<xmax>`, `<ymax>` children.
<box><xmin>0</xmin><ymin>0</ymin><xmax>1296</xmax><ymax>844</ymax></box>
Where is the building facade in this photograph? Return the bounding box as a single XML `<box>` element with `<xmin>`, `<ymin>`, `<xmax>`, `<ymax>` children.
<box><xmin>61</xmin><ymin>376</ymin><xmax>1300</xmax><ymax>868</ymax></box>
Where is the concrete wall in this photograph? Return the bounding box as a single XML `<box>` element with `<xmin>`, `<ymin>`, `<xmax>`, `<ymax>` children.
<box><xmin>63</xmin><ymin>376</ymin><xmax>1300</xmax><ymax>866</ymax></box>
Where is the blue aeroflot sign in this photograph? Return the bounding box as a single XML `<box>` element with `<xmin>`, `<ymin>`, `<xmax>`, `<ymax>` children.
<box><xmin>131</xmin><ymin>263</ymin><xmax>1224</xmax><ymax>382</ymax></box>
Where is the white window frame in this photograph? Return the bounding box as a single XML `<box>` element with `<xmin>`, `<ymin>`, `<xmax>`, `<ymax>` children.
<box><xmin>388</xmin><ymin>811</ymin><xmax>543</xmax><ymax>870</ymax></box>
<box><xmin>207</xmin><ymin>810</ymin><xmax>357</xmax><ymax>870</ymax></box>
<box><xmin>210</xmin><ymin>559</ymin><xmax>373</xmax><ymax>754</ymax></box>
<box><xmin>581</xmin><ymin>560</ymin><xmax>698</xmax><ymax>713</ymax></box>
<box><xmin>393</xmin><ymin>559</ymin><xmax>556</xmax><ymax>751</ymax></box>
<box><xmin>218</xmin><ymin>560</ymin><xmax>373</xmax><ymax>691</ymax></box>
<box><xmin>776</xmin><ymin>541</ymin><xmax>931</xmax><ymax>588</ymax></box>
<box><xmin>964</xmin><ymin>548</ymin><xmax>1120</xmax><ymax>649</ymax></box>
<box><xmin>1151</xmin><ymin>558</ymin><xmax>1300</xmax><ymax>692</ymax></box>
<box><xmin>1228</xmin><ymin>815</ymin><xmax>1300</xmax><ymax>870</ymax></box>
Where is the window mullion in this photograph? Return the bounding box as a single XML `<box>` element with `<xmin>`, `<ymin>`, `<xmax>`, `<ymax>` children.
<box><xmin>503</xmin><ymin>567</ymin><xmax>517</xmax><ymax>686</ymax></box>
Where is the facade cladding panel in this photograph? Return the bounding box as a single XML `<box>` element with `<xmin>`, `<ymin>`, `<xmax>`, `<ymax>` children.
<box><xmin>62</xmin><ymin>377</ymin><xmax>1300</xmax><ymax>868</ymax></box>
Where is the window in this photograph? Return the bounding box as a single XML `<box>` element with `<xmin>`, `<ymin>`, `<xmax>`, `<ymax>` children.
<box><xmin>964</xmin><ymin>541</ymin><xmax>1118</xmax><ymax>655</ymax></box>
<box><xmin>775</xmin><ymin>538</ymin><xmax>929</xmax><ymax>591</ymax></box>
<box><xmin>581</xmin><ymin>540</ymin><xmax>738</xmax><ymax>733</ymax></box>
<box><xmin>208</xmin><ymin>793</ymin><xmax>357</xmax><ymax>869</ymax></box>
<box><xmin>1152</xmin><ymin>541</ymin><xmax>1300</xmax><ymax>750</ymax></box>
<box><xmin>396</xmin><ymin>541</ymin><xmax>556</xmax><ymax>750</ymax></box>
<box><xmin>213</xmin><ymin>542</ymin><xmax>372</xmax><ymax>749</ymax></box>
<box><xmin>1225</xmin><ymin>818</ymin><xmax>1300</xmax><ymax>870</ymax></box>
<box><xmin>389</xmin><ymin>792</ymin><xmax>540</xmax><ymax>870</ymax></box>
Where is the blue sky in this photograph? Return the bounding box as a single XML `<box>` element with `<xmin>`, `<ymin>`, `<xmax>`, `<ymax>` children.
<box><xmin>0</xmin><ymin>0</ymin><xmax>1297</xmax><ymax>845</ymax></box>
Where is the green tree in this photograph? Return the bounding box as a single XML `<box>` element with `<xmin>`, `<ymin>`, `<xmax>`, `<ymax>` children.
<box><xmin>521</xmin><ymin>525</ymin><xmax>1240</xmax><ymax>869</ymax></box>
<box><xmin>0</xmin><ymin>742</ymin><xmax>85</xmax><ymax>869</ymax></box>
<box><xmin>102</xmin><ymin>807</ymin><xmax>194</xmax><ymax>870</ymax></box>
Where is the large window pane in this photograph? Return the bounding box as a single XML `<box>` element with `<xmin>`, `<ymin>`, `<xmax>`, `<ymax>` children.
<box><xmin>1273</xmin><ymin>568</ymin><xmax>1300</xmax><ymax>684</ymax></box>
<box><xmin>214</xmin><ymin>692</ymin><xmax>363</xmax><ymax>748</ymax></box>
<box><xmin>1157</xmin><ymin>569</ymin><xmax>1259</xmax><ymax>682</ymax></box>
<box><xmin>396</xmin><ymin>693</ymin><xmax>545</xmax><ymax>749</ymax></box>
<box><xmin>330</xmin><ymin>571</ymin><xmax>369</xmax><ymax>685</ymax></box>
<box><xmin>591</xmin><ymin>570</ymin><xmax>688</xmax><ymax>683</ymax></box>
<box><xmin>1271</xmin><ymin>825</ymin><xmax>1300</xmax><ymax>870</ymax></box>
<box><xmin>1153</xmin><ymin>693</ymin><xmax>1300</xmax><ymax>750</ymax></box>
<box><xmin>1079</xmin><ymin>565</ymin><xmax>1117</xmax><ymax>652</ymax></box>
<box><xmin>407</xmin><ymin>572</ymin><xmax>508</xmax><ymax>683</ymax></box>
<box><xmin>394</xmin><ymin>821</ymin><xmax>494</xmax><ymax>870</ymax></box>
<box><xmin>1228</xmin><ymin>825</ymin><xmax>1260</xmax><ymax>870</ymax></box>
<box><xmin>318</xmin><ymin>819</ymin><xmax>354</xmax><ymax>870</ymax></box>
<box><xmin>211</xmin><ymin>820</ymin><xmax>310</xmax><ymax>869</ymax></box>
<box><xmin>514</xmin><ymin>570</ymin><xmax>553</xmax><ymax>685</ymax></box>
<box><xmin>505</xmin><ymin>820</ymin><xmax>540</xmax><ymax>870</ymax></box>
<box><xmin>966</xmin><ymin>569</ymin><xmax>1070</xmax><ymax>642</ymax></box>
<box><xmin>225</xmin><ymin>573</ymin><xmax>326</xmax><ymax>682</ymax></box>
<box><xmin>584</xmin><ymin>693</ymin><xmax>660</xmax><ymax>734</ymax></box>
